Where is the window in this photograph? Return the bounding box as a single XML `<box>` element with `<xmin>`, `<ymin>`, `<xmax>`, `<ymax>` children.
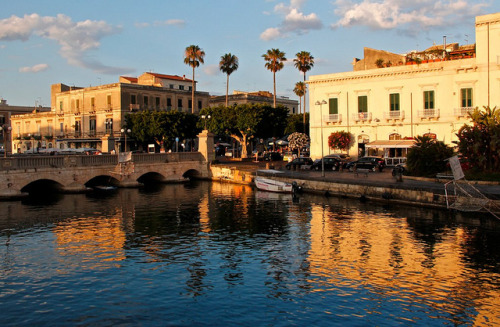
<box><xmin>167</xmin><ymin>98</ymin><xmax>172</xmax><ymax>109</ymax></box>
<box><xmin>143</xmin><ymin>96</ymin><xmax>149</xmax><ymax>106</ymax></box>
<box><xmin>131</xmin><ymin>95</ymin><xmax>137</xmax><ymax>105</ymax></box>
<box><xmin>76</xmin><ymin>99</ymin><xmax>80</xmax><ymax>110</ymax></box>
<box><xmin>169</xmin><ymin>84</ymin><xmax>174</xmax><ymax>89</ymax></box>
<box><xmin>424</xmin><ymin>91</ymin><xmax>434</xmax><ymax>110</ymax></box>
<box><xmin>107</xmin><ymin>95</ymin><xmax>112</xmax><ymax>108</ymax></box>
<box><xmin>89</xmin><ymin>117</ymin><xmax>96</xmax><ymax>136</ymax></box>
<box><xmin>188</xmin><ymin>100</ymin><xmax>192</xmax><ymax>110</ymax></box>
<box><xmin>198</xmin><ymin>100</ymin><xmax>202</xmax><ymax>110</ymax></box>
<box><xmin>358</xmin><ymin>96</ymin><xmax>367</xmax><ymax>113</ymax></box>
<box><xmin>389</xmin><ymin>93</ymin><xmax>400</xmax><ymax>111</ymax></box>
<box><xmin>329</xmin><ymin>98</ymin><xmax>338</xmax><ymax>114</ymax></box>
<box><xmin>156</xmin><ymin>97</ymin><xmax>160</xmax><ymax>108</ymax></box>
<box><xmin>74</xmin><ymin>120</ymin><xmax>81</xmax><ymax>135</ymax></box>
<box><xmin>179</xmin><ymin>85</ymin><xmax>185</xmax><ymax>90</ymax></box>
<box><xmin>59</xmin><ymin>122</ymin><xmax>63</xmax><ymax>134</ymax></box>
<box><xmin>59</xmin><ymin>101</ymin><xmax>63</xmax><ymax>111</ymax></box>
<box><xmin>91</xmin><ymin>97</ymin><xmax>95</xmax><ymax>109</ymax></box>
<box><xmin>178</xmin><ymin>99</ymin><xmax>183</xmax><ymax>109</ymax></box>
<box><xmin>389</xmin><ymin>133</ymin><xmax>401</xmax><ymax>140</ymax></box>
<box><xmin>461</xmin><ymin>88</ymin><xmax>473</xmax><ymax>107</ymax></box>
<box><xmin>189</xmin><ymin>86</ymin><xmax>192</xmax><ymax>91</ymax></box>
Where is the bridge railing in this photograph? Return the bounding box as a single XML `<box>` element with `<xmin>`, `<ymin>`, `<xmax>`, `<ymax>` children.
<box><xmin>0</xmin><ymin>152</ymin><xmax>204</xmax><ymax>171</ymax></box>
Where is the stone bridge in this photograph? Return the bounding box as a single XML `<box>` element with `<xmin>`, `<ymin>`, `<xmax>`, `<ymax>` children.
<box><xmin>0</xmin><ymin>152</ymin><xmax>210</xmax><ymax>198</ymax></box>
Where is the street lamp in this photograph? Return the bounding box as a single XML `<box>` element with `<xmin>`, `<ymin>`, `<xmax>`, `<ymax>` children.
<box><xmin>121</xmin><ymin>128</ymin><xmax>131</xmax><ymax>152</ymax></box>
<box><xmin>0</xmin><ymin>125</ymin><xmax>12</xmax><ymax>158</ymax></box>
<box><xmin>201</xmin><ymin>114</ymin><xmax>211</xmax><ymax>130</ymax></box>
<box><xmin>315</xmin><ymin>100</ymin><xmax>327</xmax><ymax>177</ymax></box>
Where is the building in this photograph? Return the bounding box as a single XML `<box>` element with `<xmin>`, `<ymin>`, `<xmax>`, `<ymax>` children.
<box><xmin>308</xmin><ymin>12</ymin><xmax>500</xmax><ymax>164</ymax></box>
<box><xmin>0</xmin><ymin>98</ymin><xmax>50</xmax><ymax>155</ymax></box>
<box><xmin>10</xmin><ymin>72</ymin><xmax>210</xmax><ymax>153</ymax></box>
<box><xmin>209</xmin><ymin>90</ymin><xmax>299</xmax><ymax>114</ymax></box>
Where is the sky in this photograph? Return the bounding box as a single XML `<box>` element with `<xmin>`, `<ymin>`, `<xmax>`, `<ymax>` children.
<box><xmin>1</xmin><ymin>0</ymin><xmax>499</xmax><ymax>108</ymax></box>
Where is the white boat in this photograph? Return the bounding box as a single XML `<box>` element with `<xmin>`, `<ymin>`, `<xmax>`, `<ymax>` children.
<box><xmin>254</xmin><ymin>169</ymin><xmax>294</xmax><ymax>193</ymax></box>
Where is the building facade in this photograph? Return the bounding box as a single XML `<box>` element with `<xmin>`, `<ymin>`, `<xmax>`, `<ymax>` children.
<box><xmin>10</xmin><ymin>72</ymin><xmax>210</xmax><ymax>153</ymax></box>
<box><xmin>209</xmin><ymin>90</ymin><xmax>299</xmax><ymax>114</ymax></box>
<box><xmin>308</xmin><ymin>12</ymin><xmax>500</xmax><ymax>164</ymax></box>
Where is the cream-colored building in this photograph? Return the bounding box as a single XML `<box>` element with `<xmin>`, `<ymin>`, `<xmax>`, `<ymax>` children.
<box><xmin>209</xmin><ymin>90</ymin><xmax>299</xmax><ymax>114</ymax></box>
<box><xmin>10</xmin><ymin>72</ymin><xmax>210</xmax><ymax>153</ymax></box>
<box><xmin>308</xmin><ymin>13</ymin><xmax>500</xmax><ymax>164</ymax></box>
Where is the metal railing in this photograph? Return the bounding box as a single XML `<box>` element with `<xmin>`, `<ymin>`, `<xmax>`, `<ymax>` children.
<box><xmin>418</xmin><ymin>108</ymin><xmax>440</xmax><ymax>118</ymax></box>
<box><xmin>454</xmin><ymin>107</ymin><xmax>475</xmax><ymax>117</ymax></box>
<box><xmin>383</xmin><ymin>110</ymin><xmax>405</xmax><ymax>120</ymax></box>
<box><xmin>323</xmin><ymin>114</ymin><xmax>342</xmax><ymax>123</ymax></box>
<box><xmin>352</xmin><ymin>112</ymin><xmax>372</xmax><ymax>122</ymax></box>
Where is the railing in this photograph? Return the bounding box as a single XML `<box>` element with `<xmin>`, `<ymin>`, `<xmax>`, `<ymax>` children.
<box><xmin>383</xmin><ymin>110</ymin><xmax>405</xmax><ymax>120</ymax></box>
<box><xmin>352</xmin><ymin>112</ymin><xmax>372</xmax><ymax>122</ymax></box>
<box><xmin>323</xmin><ymin>114</ymin><xmax>342</xmax><ymax>123</ymax></box>
<box><xmin>385</xmin><ymin>157</ymin><xmax>407</xmax><ymax>166</ymax></box>
<box><xmin>418</xmin><ymin>109</ymin><xmax>440</xmax><ymax>119</ymax></box>
<box><xmin>454</xmin><ymin>107</ymin><xmax>475</xmax><ymax>117</ymax></box>
<box><xmin>0</xmin><ymin>152</ymin><xmax>204</xmax><ymax>171</ymax></box>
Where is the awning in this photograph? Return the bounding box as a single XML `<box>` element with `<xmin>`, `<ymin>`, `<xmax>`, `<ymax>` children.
<box><xmin>365</xmin><ymin>140</ymin><xmax>415</xmax><ymax>149</ymax></box>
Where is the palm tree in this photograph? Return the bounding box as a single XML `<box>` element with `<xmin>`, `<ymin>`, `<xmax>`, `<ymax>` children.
<box><xmin>219</xmin><ymin>53</ymin><xmax>239</xmax><ymax>107</ymax></box>
<box><xmin>184</xmin><ymin>45</ymin><xmax>205</xmax><ymax>114</ymax></box>
<box><xmin>262</xmin><ymin>48</ymin><xmax>287</xmax><ymax>108</ymax></box>
<box><xmin>293</xmin><ymin>51</ymin><xmax>314</xmax><ymax>124</ymax></box>
<box><xmin>293</xmin><ymin>81</ymin><xmax>306</xmax><ymax>115</ymax></box>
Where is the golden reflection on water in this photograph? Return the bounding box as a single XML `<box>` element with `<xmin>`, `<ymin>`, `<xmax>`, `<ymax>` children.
<box><xmin>308</xmin><ymin>204</ymin><xmax>500</xmax><ymax>325</ymax></box>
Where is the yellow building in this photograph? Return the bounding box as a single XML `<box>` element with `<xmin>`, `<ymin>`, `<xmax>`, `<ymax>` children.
<box><xmin>308</xmin><ymin>13</ymin><xmax>500</xmax><ymax>164</ymax></box>
<box><xmin>10</xmin><ymin>72</ymin><xmax>210</xmax><ymax>153</ymax></box>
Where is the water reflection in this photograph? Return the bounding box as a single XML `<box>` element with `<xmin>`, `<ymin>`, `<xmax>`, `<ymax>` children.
<box><xmin>0</xmin><ymin>182</ymin><xmax>499</xmax><ymax>326</ymax></box>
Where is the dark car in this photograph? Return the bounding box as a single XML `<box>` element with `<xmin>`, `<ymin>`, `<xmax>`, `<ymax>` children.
<box><xmin>345</xmin><ymin>156</ymin><xmax>386</xmax><ymax>172</ymax></box>
<box><xmin>311</xmin><ymin>156</ymin><xmax>342</xmax><ymax>171</ymax></box>
<box><xmin>285</xmin><ymin>157</ymin><xmax>313</xmax><ymax>170</ymax></box>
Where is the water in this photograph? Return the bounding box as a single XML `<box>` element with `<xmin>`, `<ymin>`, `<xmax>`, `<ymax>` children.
<box><xmin>1</xmin><ymin>181</ymin><xmax>499</xmax><ymax>326</ymax></box>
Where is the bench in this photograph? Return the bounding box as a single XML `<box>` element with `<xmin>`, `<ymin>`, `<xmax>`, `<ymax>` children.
<box><xmin>355</xmin><ymin>168</ymin><xmax>371</xmax><ymax>177</ymax></box>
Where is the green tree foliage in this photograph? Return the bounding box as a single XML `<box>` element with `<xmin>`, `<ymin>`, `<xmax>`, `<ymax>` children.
<box><xmin>184</xmin><ymin>45</ymin><xmax>205</xmax><ymax>114</ymax></box>
<box><xmin>199</xmin><ymin>104</ymin><xmax>288</xmax><ymax>158</ymax></box>
<box><xmin>285</xmin><ymin>113</ymin><xmax>309</xmax><ymax>136</ymax></box>
<box><xmin>287</xmin><ymin>132</ymin><xmax>309</xmax><ymax>157</ymax></box>
<box><xmin>125</xmin><ymin>111</ymin><xmax>200</xmax><ymax>151</ymax></box>
<box><xmin>262</xmin><ymin>48</ymin><xmax>286</xmax><ymax>108</ymax></box>
<box><xmin>328</xmin><ymin>131</ymin><xmax>352</xmax><ymax>151</ymax></box>
<box><xmin>407</xmin><ymin>135</ymin><xmax>454</xmax><ymax>177</ymax></box>
<box><xmin>457</xmin><ymin>106</ymin><xmax>500</xmax><ymax>172</ymax></box>
<box><xmin>293</xmin><ymin>81</ymin><xmax>305</xmax><ymax>115</ymax></box>
<box><xmin>219</xmin><ymin>53</ymin><xmax>239</xmax><ymax>107</ymax></box>
<box><xmin>293</xmin><ymin>51</ymin><xmax>314</xmax><ymax>124</ymax></box>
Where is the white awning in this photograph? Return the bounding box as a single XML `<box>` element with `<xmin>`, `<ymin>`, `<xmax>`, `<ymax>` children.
<box><xmin>365</xmin><ymin>140</ymin><xmax>415</xmax><ymax>149</ymax></box>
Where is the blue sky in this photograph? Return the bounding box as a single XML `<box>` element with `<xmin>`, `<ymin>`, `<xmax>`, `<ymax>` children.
<box><xmin>1</xmin><ymin>0</ymin><xmax>499</xmax><ymax>107</ymax></box>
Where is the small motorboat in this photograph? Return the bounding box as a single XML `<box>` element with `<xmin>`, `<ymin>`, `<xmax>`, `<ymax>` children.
<box><xmin>254</xmin><ymin>169</ymin><xmax>295</xmax><ymax>193</ymax></box>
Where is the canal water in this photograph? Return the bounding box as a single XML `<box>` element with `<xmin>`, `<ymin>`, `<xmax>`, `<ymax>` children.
<box><xmin>1</xmin><ymin>181</ymin><xmax>499</xmax><ymax>326</ymax></box>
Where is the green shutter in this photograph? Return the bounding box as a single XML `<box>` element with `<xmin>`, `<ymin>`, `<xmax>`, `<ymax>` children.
<box><xmin>329</xmin><ymin>98</ymin><xmax>338</xmax><ymax>114</ymax></box>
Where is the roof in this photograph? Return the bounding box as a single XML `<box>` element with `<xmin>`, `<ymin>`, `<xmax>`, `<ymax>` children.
<box><xmin>145</xmin><ymin>72</ymin><xmax>194</xmax><ymax>82</ymax></box>
<box><xmin>365</xmin><ymin>140</ymin><xmax>415</xmax><ymax>148</ymax></box>
<box><xmin>120</xmin><ymin>76</ymin><xmax>138</xmax><ymax>83</ymax></box>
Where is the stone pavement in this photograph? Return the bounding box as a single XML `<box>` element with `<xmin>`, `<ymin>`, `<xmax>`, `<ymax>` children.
<box><xmin>212</xmin><ymin>158</ymin><xmax>500</xmax><ymax>199</ymax></box>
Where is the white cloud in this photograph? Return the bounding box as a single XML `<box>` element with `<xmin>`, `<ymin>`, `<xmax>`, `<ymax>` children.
<box><xmin>260</xmin><ymin>0</ymin><xmax>323</xmax><ymax>41</ymax></box>
<box><xmin>0</xmin><ymin>13</ymin><xmax>134</xmax><ymax>75</ymax></box>
<box><xmin>332</xmin><ymin>0</ymin><xmax>489</xmax><ymax>31</ymax></box>
<box><xmin>203</xmin><ymin>64</ymin><xmax>219</xmax><ymax>76</ymax></box>
<box><xmin>19</xmin><ymin>63</ymin><xmax>49</xmax><ymax>73</ymax></box>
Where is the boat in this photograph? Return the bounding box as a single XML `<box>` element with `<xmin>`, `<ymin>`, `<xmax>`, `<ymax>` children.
<box><xmin>254</xmin><ymin>169</ymin><xmax>295</xmax><ymax>193</ymax></box>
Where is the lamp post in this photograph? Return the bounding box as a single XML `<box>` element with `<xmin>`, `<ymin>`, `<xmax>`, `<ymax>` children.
<box><xmin>315</xmin><ymin>100</ymin><xmax>327</xmax><ymax>177</ymax></box>
<box><xmin>0</xmin><ymin>125</ymin><xmax>12</xmax><ymax>157</ymax></box>
<box><xmin>121</xmin><ymin>128</ymin><xmax>131</xmax><ymax>152</ymax></box>
<box><xmin>201</xmin><ymin>114</ymin><xmax>211</xmax><ymax>130</ymax></box>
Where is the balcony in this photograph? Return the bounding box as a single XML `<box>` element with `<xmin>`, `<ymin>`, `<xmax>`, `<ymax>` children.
<box><xmin>418</xmin><ymin>109</ymin><xmax>440</xmax><ymax>119</ymax></box>
<box><xmin>352</xmin><ymin>112</ymin><xmax>372</xmax><ymax>122</ymax></box>
<box><xmin>454</xmin><ymin>107</ymin><xmax>475</xmax><ymax>117</ymax></box>
<box><xmin>383</xmin><ymin>110</ymin><xmax>405</xmax><ymax>121</ymax></box>
<box><xmin>323</xmin><ymin>114</ymin><xmax>342</xmax><ymax>123</ymax></box>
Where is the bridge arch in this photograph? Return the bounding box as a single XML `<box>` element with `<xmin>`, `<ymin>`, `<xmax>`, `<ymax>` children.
<box><xmin>85</xmin><ymin>175</ymin><xmax>121</xmax><ymax>188</ymax></box>
<box><xmin>183</xmin><ymin>169</ymin><xmax>202</xmax><ymax>180</ymax></box>
<box><xmin>21</xmin><ymin>179</ymin><xmax>64</xmax><ymax>194</ymax></box>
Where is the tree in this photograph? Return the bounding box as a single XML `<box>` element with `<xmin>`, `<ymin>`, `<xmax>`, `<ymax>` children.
<box><xmin>184</xmin><ymin>45</ymin><xmax>205</xmax><ymax>114</ymax></box>
<box><xmin>262</xmin><ymin>48</ymin><xmax>286</xmax><ymax>108</ymax></box>
<box><xmin>219</xmin><ymin>53</ymin><xmax>239</xmax><ymax>107</ymax></box>
<box><xmin>199</xmin><ymin>104</ymin><xmax>288</xmax><ymax>158</ymax></box>
<box><xmin>457</xmin><ymin>106</ymin><xmax>500</xmax><ymax>171</ymax></box>
<box><xmin>293</xmin><ymin>81</ymin><xmax>305</xmax><ymax>115</ymax></box>
<box><xmin>375</xmin><ymin>58</ymin><xmax>384</xmax><ymax>68</ymax></box>
<box><xmin>293</xmin><ymin>51</ymin><xmax>314</xmax><ymax>124</ymax></box>
<box><xmin>125</xmin><ymin>111</ymin><xmax>200</xmax><ymax>151</ymax></box>
<box><xmin>285</xmin><ymin>113</ymin><xmax>309</xmax><ymax>136</ymax></box>
<box><xmin>287</xmin><ymin>132</ymin><xmax>309</xmax><ymax>157</ymax></box>
<box><xmin>407</xmin><ymin>135</ymin><xmax>454</xmax><ymax>177</ymax></box>
<box><xmin>328</xmin><ymin>131</ymin><xmax>352</xmax><ymax>151</ymax></box>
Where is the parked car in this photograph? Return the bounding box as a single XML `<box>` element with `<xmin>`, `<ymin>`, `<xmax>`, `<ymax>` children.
<box><xmin>328</xmin><ymin>153</ymin><xmax>351</xmax><ymax>163</ymax></box>
<box><xmin>311</xmin><ymin>156</ymin><xmax>343</xmax><ymax>171</ymax></box>
<box><xmin>285</xmin><ymin>157</ymin><xmax>313</xmax><ymax>170</ymax></box>
<box><xmin>345</xmin><ymin>156</ymin><xmax>386</xmax><ymax>172</ymax></box>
